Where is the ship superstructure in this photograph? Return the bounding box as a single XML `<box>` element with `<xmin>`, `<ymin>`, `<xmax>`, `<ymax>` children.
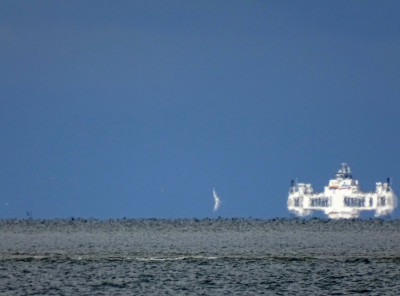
<box><xmin>288</xmin><ymin>163</ymin><xmax>397</xmax><ymax>219</ymax></box>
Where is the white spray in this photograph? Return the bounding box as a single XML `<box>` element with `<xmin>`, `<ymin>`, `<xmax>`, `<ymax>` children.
<box><xmin>213</xmin><ymin>188</ymin><xmax>221</xmax><ymax>212</ymax></box>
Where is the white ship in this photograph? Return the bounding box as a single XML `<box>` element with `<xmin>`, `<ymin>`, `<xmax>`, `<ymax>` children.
<box><xmin>288</xmin><ymin>163</ymin><xmax>397</xmax><ymax>219</ymax></box>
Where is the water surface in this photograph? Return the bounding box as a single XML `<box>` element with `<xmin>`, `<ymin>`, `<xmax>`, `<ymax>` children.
<box><xmin>1</xmin><ymin>218</ymin><xmax>399</xmax><ymax>295</ymax></box>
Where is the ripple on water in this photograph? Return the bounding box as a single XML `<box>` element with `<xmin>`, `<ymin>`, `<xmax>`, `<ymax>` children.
<box><xmin>1</xmin><ymin>218</ymin><xmax>400</xmax><ymax>295</ymax></box>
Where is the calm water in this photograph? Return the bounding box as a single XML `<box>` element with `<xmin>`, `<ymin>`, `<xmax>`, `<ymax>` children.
<box><xmin>1</xmin><ymin>218</ymin><xmax>399</xmax><ymax>295</ymax></box>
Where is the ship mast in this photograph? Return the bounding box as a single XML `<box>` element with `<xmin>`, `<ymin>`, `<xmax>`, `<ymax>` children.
<box><xmin>336</xmin><ymin>162</ymin><xmax>352</xmax><ymax>179</ymax></box>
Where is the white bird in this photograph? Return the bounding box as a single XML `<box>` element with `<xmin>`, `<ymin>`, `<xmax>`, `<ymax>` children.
<box><xmin>213</xmin><ymin>188</ymin><xmax>221</xmax><ymax>212</ymax></box>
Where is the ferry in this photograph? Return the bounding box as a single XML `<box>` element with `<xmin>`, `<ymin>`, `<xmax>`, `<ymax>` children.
<box><xmin>288</xmin><ymin>163</ymin><xmax>397</xmax><ymax>219</ymax></box>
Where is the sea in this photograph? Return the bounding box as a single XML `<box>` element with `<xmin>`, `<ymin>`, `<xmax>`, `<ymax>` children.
<box><xmin>1</xmin><ymin>218</ymin><xmax>399</xmax><ymax>295</ymax></box>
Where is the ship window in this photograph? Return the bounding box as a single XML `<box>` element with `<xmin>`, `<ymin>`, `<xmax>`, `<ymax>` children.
<box><xmin>344</xmin><ymin>197</ymin><xmax>365</xmax><ymax>207</ymax></box>
<box><xmin>380</xmin><ymin>197</ymin><xmax>386</xmax><ymax>206</ymax></box>
<box><xmin>310</xmin><ymin>197</ymin><xmax>329</xmax><ymax>207</ymax></box>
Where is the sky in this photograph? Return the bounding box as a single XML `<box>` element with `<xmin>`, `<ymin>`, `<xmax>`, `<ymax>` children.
<box><xmin>1</xmin><ymin>1</ymin><xmax>400</xmax><ymax>219</ymax></box>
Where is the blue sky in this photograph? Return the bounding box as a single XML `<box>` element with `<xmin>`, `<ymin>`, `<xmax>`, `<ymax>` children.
<box><xmin>1</xmin><ymin>1</ymin><xmax>400</xmax><ymax>219</ymax></box>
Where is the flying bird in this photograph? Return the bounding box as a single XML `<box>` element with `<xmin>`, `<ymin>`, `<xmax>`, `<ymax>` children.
<box><xmin>213</xmin><ymin>188</ymin><xmax>221</xmax><ymax>212</ymax></box>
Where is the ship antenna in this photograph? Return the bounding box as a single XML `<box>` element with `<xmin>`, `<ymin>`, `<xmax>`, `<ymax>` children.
<box><xmin>385</xmin><ymin>177</ymin><xmax>393</xmax><ymax>192</ymax></box>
